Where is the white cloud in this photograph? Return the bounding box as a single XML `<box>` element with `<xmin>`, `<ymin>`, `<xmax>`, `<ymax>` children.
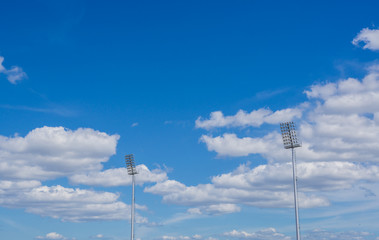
<box><xmin>145</xmin><ymin>176</ymin><xmax>328</xmax><ymax>210</ymax></box>
<box><xmin>1</xmin><ymin>185</ymin><xmax>118</xmax><ymax>221</ymax></box>
<box><xmin>90</xmin><ymin>234</ymin><xmax>113</xmax><ymax>239</ymax></box>
<box><xmin>0</xmin><ymin>180</ymin><xmax>41</xmax><ymax>192</ymax></box>
<box><xmin>305</xmin><ymin>69</ymin><xmax>379</xmax><ymax>114</ymax></box>
<box><xmin>0</xmin><ymin>185</ymin><xmax>148</xmax><ymax>223</ymax></box>
<box><xmin>0</xmin><ymin>56</ymin><xmax>5</xmax><ymax>72</ymax></box>
<box><xmin>195</xmin><ymin>107</ymin><xmax>302</xmax><ymax>130</ymax></box>
<box><xmin>352</xmin><ymin>28</ymin><xmax>379</xmax><ymax>51</ymax></box>
<box><xmin>161</xmin><ymin>235</ymin><xmax>201</xmax><ymax>240</ymax></box>
<box><xmin>200</xmin><ymin>133</ymin><xmax>283</xmax><ymax>158</ymax></box>
<box><xmin>0</xmin><ymin>126</ymin><xmax>120</xmax><ymax>181</ymax></box>
<box><xmin>187</xmin><ymin>204</ymin><xmax>241</xmax><ymax>215</ymax></box>
<box><xmin>69</xmin><ymin>164</ymin><xmax>167</xmax><ymax>187</ymax></box>
<box><xmin>224</xmin><ymin>228</ymin><xmax>291</xmax><ymax>240</ymax></box>
<box><xmin>0</xmin><ymin>56</ymin><xmax>27</xmax><ymax>84</ymax></box>
<box><xmin>92</xmin><ymin>234</ymin><xmax>104</xmax><ymax>239</ymax></box>
<box><xmin>35</xmin><ymin>232</ymin><xmax>70</xmax><ymax>240</ymax></box>
<box><xmin>5</xmin><ymin>66</ymin><xmax>27</xmax><ymax>84</ymax></box>
<box><xmin>144</xmin><ymin>179</ymin><xmax>186</xmax><ymax>195</ymax></box>
<box><xmin>304</xmin><ymin>229</ymin><xmax>376</xmax><ymax>240</ymax></box>
<box><xmin>211</xmin><ymin>162</ymin><xmax>379</xmax><ymax>192</ymax></box>
<box><xmin>304</xmin><ymin>82</ymin><xmax>337</xmax><ymax>100</ymax></box>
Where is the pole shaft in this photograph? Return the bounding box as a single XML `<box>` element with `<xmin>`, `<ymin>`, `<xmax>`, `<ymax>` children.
<box><xmin>131</xmin><ymin>175</ymin><xmax>135</xmax><ymax>240</ymax></box>
<box><xmin>292</xmin><ymin>148</ymin><xmax>300</xmax><ymax>240</ymax></box>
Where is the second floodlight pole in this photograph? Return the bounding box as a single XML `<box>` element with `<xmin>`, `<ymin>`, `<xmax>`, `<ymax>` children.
<box><xmin>280</xmin><ymin>122</ymin><xmax>301</xmax><ymax>240</ymax></box>
<box><xmin>125</xmin><ymin>154</ymin><xmax>138</xmax><ymax>240</ymax></box>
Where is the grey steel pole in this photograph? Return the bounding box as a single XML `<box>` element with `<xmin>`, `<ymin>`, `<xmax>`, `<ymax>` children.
<box><xmin>131</xmin><ymin>174</ymin><xmax>135</xmax><ymax>240</ymax></box>
<box><xmin>292</xmin><ymin>148</ymin><xmax>300</xmax><ymax>240</ymax></box>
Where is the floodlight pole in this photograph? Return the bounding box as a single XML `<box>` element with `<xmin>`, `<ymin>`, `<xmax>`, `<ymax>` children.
<box><xmin>125</xmin><ymin>154</ymin><xmax>138</xmax><ymax>240</ymax></box>
<box><xmin>131</xmin><ymin>174</ymin><xmax>136</xmax><ymax>240</ymax></box>
<box><xmin>291</xmin><ymin>148</ymin><xmax>300</xmax><ymax>240</ymax></box>
<box><xmin>280</xmin><ymin>122</ymin><xmax>301</xmax><ymax>240</ymax></box>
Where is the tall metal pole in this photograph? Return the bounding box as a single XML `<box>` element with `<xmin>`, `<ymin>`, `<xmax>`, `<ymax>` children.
<box><xmin>292</xmin><ymin>148</ymin><xmax>300</xmax><ymax>240</ymax></box>
<box><xmin>131</xmin><ymin>174</ymin><xmax>135</xmax><ymax>240</ymax></box>
<box><xmin>280</xmin><ymin>122</ymin><xmax>301</xmax><ymax>240</ymax></box>
<box><xmin>125</xmin><ymin>154</ymin><xmax>138</xmax><ymax>240</ymax></box>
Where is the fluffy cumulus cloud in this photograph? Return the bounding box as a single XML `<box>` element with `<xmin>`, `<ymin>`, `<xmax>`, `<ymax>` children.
<box><xmin>0</xmin><ymin>56</ymin><xmax>27</xmax><ymax>84</ymax></box>
<box><xmin>352</xmin><ymin>28</ymin><xmax>379</xmax><ymax>51</ymax></box>
<box><xmin>0</xmin><ymin>126</ymin><xmax>152</xmax><ymax>222</ymax></box>
<box><xmin>195</xmin><ymin>107</ymin><xmax>302</xmax><ymax>130</ymax></box>
<box><xmin>0</xmin><ymin>184</ymin><xmax>148</xmax><ymax>222</ymax></box>
<box><xmin>187</xmin><ymin>204</ymin><xmax>241</xmax><ymax>215</ymax></box>
<box><xmin>145</xmin><ymin>173</ymin><xmax>329</xmax><ymax>211</ymax></box>
<box><xmin>224</xmin><ymin>228</ymin><xmax>291</xmax><ymax>240</ymax></box>
<box><xmin>0</xmin><ymin>126</ymin><xmax>170</xmax><ymax>223</ymax></box>
<box><xmin>0</xmin><ymin>126</ymin><xmax>120</xmax><ymax>180</ymax></box>
<box><xmin>35</xmin><ymin>232</ymin><xmax>72</xmax><ymax>240</ymax></box>
<box><xmin>200</xmin><ymin>133</ymin><xmax>283</xmax><ymax>158</ymax></box>
<box><xmin>212</xmin><ymin>162</ymin><xmax>379</xmax><ymax>192</ymax></box>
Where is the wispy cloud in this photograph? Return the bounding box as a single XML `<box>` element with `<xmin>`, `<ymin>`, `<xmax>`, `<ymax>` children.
<box><xmin>0</xmin><ymin>56</ymin><xmax>27</xmax><ymax>84</ymax></box>
<box><xmin>0</xmin><ymin>104</ymin><xmax>76</xmax><ymax>117</ymax></box>
<box><xmin>254</xmin><ymin>88</ymin><xmax>289</xmax><ymax>100</ymax></box>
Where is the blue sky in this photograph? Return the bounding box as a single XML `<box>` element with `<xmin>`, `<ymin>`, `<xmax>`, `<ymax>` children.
<box><xmin>1</xmin><ymin>1</ymin><xmax>379</xmax><ymax>239</ymax></box>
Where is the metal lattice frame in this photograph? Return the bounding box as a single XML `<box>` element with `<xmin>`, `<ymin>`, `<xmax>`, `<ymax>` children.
<box><xmin>280</xmin><ymin>122</ymin><xmax>301</xmax><ymax>149</ymax></box>
<box><xmin>125</xmin><ymin>154</ymin><xmax>138</xmax><ymax>175</ymax></box>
